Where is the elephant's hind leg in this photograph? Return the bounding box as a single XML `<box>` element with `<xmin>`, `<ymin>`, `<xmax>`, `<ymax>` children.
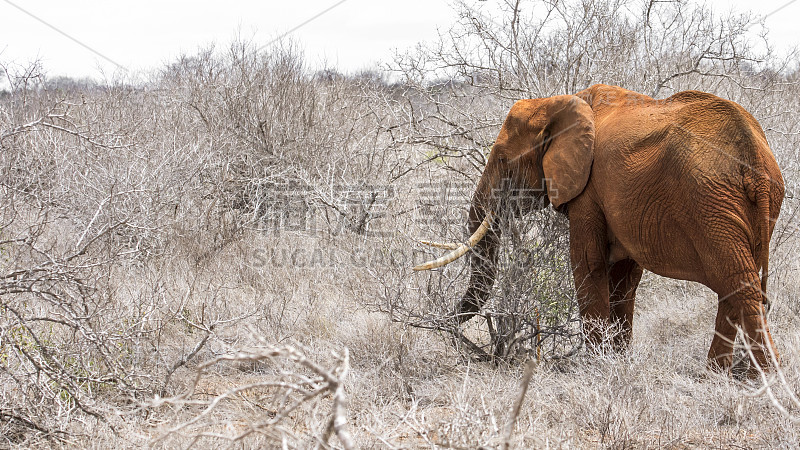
<box><xmin>608</xmin><ymin>259</ymin><xmax>644</xmax><ymax>351</ymax></box>
<box><xmin>694</xmin><ymin>199</ymin><xmax>779</xmax><ymax>374</ymax></box>
<box><xmin>707</xmin><ymin>272</ymin><xmax>778</xmax><ymax>374</ymax></box>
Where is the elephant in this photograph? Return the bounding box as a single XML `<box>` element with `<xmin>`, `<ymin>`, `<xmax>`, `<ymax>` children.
<box><xmin>414</xmin><ymin>84</ymin><xmax>784</xmax><ymax>373</ymax></box>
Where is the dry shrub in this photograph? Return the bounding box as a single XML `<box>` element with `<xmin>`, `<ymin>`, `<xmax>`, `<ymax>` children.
<box><xmin>160</xmin><ymin>39</ymin><xmax>399</xmax><ymax>237</ymax></box>
<box><xmin>146</xmin><ymin>341</ymin><xmax>354</xmax><ymax>449</ymax></box>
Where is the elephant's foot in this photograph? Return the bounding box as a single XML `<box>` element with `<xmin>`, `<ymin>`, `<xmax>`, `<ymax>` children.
<box><xmin>582</xmin><ymin>317</ymin><xmax>623</xmax><ymax>355</ymax></box>
<box><xmin>707</xmin><ymin>344</ymin><xmax>777</xmax><ymax>379</ymax></box>
<box><xmin>707</xmin><ymin>337</ymin><xmax>735</xmax><ymax>374</ymax></box>
<box><xmin>740</xmin><ymin>311</ymin><xmax>780</xmax><ymax>376</ymax></box>
<box><xmin>707</xmin><ymin>299</ymin><xmax>779</xmax><ymax>377</ymax></box>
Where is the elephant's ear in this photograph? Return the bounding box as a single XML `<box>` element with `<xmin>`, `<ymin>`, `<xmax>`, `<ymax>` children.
<box><xmin>541</xmin><ymin>95</ymin><xmax>595</xmax><ymax>208</ymax></box>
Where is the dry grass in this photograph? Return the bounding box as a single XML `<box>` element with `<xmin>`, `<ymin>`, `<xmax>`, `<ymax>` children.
<box><xmin>1</xmin><ymin>221</ymin><xmax>799</xmax><ymax>447</ymax></box>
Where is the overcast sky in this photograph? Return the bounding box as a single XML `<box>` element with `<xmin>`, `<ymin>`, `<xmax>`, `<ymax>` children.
<box><xmin>1</xmin><ymin>0</ymin><xmax>798</xmax><ymax>81</ymax></box>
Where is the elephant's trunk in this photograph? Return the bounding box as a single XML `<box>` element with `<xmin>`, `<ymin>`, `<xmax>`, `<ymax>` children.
<box><xmin>455</xmin><ymin>197</ymin><xmax>501</xmax><ymax>323</ymax></box>
<box><xmin>454</xmin><ymin>166</ymin><xmax>503</xmax><ymax>323</ymax></box>
<box><xmin>413</xmin><ymin>160</ymin><xmax>505</xmax><ymax>323</ymax></box>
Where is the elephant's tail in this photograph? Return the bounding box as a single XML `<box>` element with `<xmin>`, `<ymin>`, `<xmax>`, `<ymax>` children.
<box><xmin>759</xmin><ymin>196</ymin><xmax>770</xmax><ymax>296</ymax></box>
<box><xmin>745</xmin><ymin>154</ymin><xmax>772</xmax><ymax>296</ymax></box>
<box><xmin>754</xmin><ymin>159</ymin><xmax>772</xmax><ymax>295</ymax></box>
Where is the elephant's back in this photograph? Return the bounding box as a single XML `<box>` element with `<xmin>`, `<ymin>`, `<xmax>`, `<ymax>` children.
<box><xmin>664</xmin><ymin>91</ymin><xmax>774</xmax><ymax>165</ymax></box>
<box><xmin>595</xmin><ymin>92</ymin><xmax>772</xmax><ymax>184</ymax></box>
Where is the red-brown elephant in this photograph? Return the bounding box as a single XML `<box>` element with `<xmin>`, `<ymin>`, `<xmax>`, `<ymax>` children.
<box><xmin>415</xmin><ymin>84</ymin><xmax>784</xmax><ymax>373</ymax></box>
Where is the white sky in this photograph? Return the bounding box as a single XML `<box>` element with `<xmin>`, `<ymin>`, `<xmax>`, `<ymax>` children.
<box><xmin>0</xmin><ymin>0</ymin><xmax>798</xmax><ymax>82</ymax></box>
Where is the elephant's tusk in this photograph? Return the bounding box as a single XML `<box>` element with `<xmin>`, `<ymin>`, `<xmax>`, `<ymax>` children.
<box><xmin>413</xmin><ymin>212</ymin><xmax>494</xmax><ymax>271</ymax></box>
<box><xmin>418</xmin><ymin>240</ymin><xmax>461</xmax><ymax>250</ymax></box>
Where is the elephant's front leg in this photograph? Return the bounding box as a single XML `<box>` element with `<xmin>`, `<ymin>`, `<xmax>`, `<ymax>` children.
<box><xmin>569</xmin><ymin>210</ymin><xmax>612</xmax><ymax>350</ymax></box>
